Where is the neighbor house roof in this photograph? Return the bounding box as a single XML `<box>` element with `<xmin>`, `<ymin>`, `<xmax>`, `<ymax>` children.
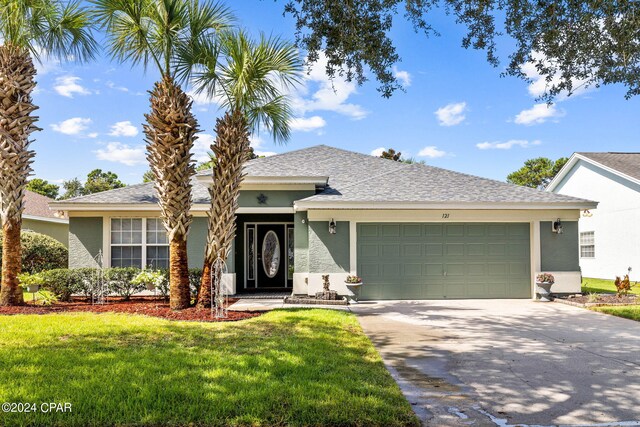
<box><xmin>24</xmin><ymin>190</ymin><xmax>68</xmax><ymax>222</ymax></box>
<box><xmin>52</xmin><ymin>145</ymin><xmax>595</xmax><ymax>210</ymax></box>
<box><xmin>547</xmin><ymin>152</ymin><xmax>640</xmax><ymax>192</ymax></box>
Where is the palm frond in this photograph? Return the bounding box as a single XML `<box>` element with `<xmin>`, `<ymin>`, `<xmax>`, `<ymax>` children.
<box><xmin>0</xmin><ymin>0</ymin><xmax>97</xmax><ymax>63</ymax></box>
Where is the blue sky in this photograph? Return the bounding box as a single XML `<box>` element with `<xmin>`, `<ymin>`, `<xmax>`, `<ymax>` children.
<box><xmin>31</xmin><ymin>1</ymin><xmax>640</xmax><ymax>187</ymax></box>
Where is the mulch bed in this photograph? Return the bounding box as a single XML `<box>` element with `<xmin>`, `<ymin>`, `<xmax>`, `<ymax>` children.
<box><xmin>0</xmin><ymin>296</ymin><xmax>262</xmax><ymax>322</ymax></box>
<box><xmin>555</xmin><ymin>293</ymin><xmax>638</xmax><ymax>307</ymax></box>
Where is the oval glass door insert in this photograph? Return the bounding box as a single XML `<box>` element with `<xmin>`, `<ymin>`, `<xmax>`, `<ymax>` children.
<box><xmin>262</xmin><ymin>230</ymin><xmax>280</xmax><ymax>278</ymax></box>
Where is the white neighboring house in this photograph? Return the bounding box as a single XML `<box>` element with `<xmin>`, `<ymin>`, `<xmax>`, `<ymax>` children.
<box><xmin>547</xmin><ymin>152</ymin><xmax>640</xmax><ymax>280</ymax></box>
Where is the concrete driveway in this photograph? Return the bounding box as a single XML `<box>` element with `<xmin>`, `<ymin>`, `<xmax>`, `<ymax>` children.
<box><xmin>352</xmin><ymin>300</ymin><xmax>640</xmax><ymax>426</ymax></box>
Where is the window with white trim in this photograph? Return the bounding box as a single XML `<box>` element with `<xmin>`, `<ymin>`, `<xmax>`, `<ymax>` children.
<box><xmin>110</xmin><ymin>218</ymin><xmax>169</xmax><ymax>268</ymax></box>
<box><xmin>580</xmin><ymin>231</ymin><xmax>595</xmax><ymax>258</ymax></box>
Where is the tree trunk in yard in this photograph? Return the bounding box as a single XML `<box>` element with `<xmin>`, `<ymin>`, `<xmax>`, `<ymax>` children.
<box><xmin>143</xmin><ymin>76</ymin><xmax>198</xmax><ymax>310</ymax></box>
<box><xmin>0</xmin><ymin>45</ymin><xmax>39</xmax><ymax>306</ymax></box>
<box><xmin>0</xmin><ymin>219</ymin><xmax>24</xmax><ymax>306</ymax></box>
<box><xmin>197</xmin><ymin>110</ymin><xmax>250</xmax><ymax>308</ymax></box>
<box><xmin>169</xmin><ymin>237</ymin><xmax>191</xmax><ymax>310</ymax></box>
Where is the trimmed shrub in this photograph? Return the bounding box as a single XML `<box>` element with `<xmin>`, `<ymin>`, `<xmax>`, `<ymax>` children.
<box><xmin>189</xmin><ymin>268</ymin><xmax>203</xmax><ymax>301</ymax></box>
<box><xmin>0</xmin><ymin>230</ymin><xmax>68</xmax><ymax>274</ymax></box>
<box><xmin>39</xmin><ymin>269</ymin><xmax>80</xmax><ymax>302</ymax></box>
<box><xmin>104</xmin><ymin>267</ymin><xmax>144</xmax><ymax>300</ymax></box>
<box><xmin>73</xmin><ymin>268</ymin><xmax>104</xmax><ymax>301</ymax></box>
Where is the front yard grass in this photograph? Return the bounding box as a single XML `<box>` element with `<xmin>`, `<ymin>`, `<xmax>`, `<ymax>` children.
<box><xmin>592</xmin><ymin>306</ymin><xmax>640</xmax><ymax>322</ymax></box>
<box><xmin>582</xmin><ymin>277</ymin><xmax>639</xmax><ymax>295</ymax></box>
<box><xmin>0</xmin><ymin>309</ymin><xmax>418</xmax><ymax>427</ymax></box>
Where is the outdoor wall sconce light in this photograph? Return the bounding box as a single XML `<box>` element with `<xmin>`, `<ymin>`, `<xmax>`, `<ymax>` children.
<box><xmin>552</xmin><ymin>218</ymin><xmax>563</xmax><ymax>234</ymax></box>
<box><xmin>329</xmin><ymin>219</ymin><xmax>337</xmax><ymax>235</ymax></box>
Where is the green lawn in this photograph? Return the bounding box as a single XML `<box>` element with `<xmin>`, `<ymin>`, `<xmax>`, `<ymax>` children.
<box><xmin>581</xmin><ymin>277</ymin><xmax>639</xmax><ymax>295</ymax></box>
<box><xmin>592</xmin><ymin>306</ymin><xmax>640</xmax><ymax>322</ymax></box>
<box><xmin>0</xmin><ymin>309</ymin><xmax>418</xmax><ymax>427</ymax></box>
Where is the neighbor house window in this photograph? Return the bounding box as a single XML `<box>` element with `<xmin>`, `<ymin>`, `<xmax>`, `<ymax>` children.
<box><xmin>110</xmin><ymin>218</ymin><xmax>169</xmax><ymax>268</ymax></box>
<box><xmin>580</xmin><ymin>231</ymin><xmax>595</xmax><ymax>258</ymax></box>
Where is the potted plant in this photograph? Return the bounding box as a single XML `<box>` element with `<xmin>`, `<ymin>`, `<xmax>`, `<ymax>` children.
<box><xmin>132</xmin><ymin>270</ymin><xmax>164</xmax><ymax>292</ymax></box>
<box><xmin>344</xmin><ymin>275</ymin><xmax>363</xmax><ymax>303</ymax></box>
<box><xmin>536</xmin><ymin>273</ymin><xmax>555</xmax><ymax>302</ymax></box>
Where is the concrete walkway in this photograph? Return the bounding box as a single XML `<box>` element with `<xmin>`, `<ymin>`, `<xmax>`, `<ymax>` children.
<box><xmin>227</xmin><ymin>298</ymin><xmax>351</xmax><ymax>312</ymax></box>
<box><xmin>352</xmin><ymin>300</ymin><xmax>640</xmax><ymax>426</ymax></box>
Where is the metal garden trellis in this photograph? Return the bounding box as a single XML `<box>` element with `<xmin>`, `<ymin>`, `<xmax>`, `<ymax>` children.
<box><xmin>92</xmin><ymin>250</ymin><xmax>106</xmax><ymax>305</ymax></box>
<box><xmin>210</xmin><ymin>256</ymin><xmax>228</xmax><ymax>319</ymax></box>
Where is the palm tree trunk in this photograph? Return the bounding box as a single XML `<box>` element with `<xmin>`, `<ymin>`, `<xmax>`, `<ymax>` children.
<box><xmin>197</xmin><ymin>110</ymin><xmax>250</xmax><ymax>308</ymax></box>
<box><xmin>169</xmin><ymin>237</ymin><xmax>191</xmax><ymax>309</ymax></box>
<box><xmin>0</xmin><ymin>45</ymin><xmax>39</xmax><ymax>307</ymax></box>
<box><xmin>144</xmin><ymin>76</ymin><xmax>198</xmax><ymax>310</ymax></box>
<box><xmin>0</xmin><ymin>219</ymin><xmax>24</xmax><ymax>305</ymax></box>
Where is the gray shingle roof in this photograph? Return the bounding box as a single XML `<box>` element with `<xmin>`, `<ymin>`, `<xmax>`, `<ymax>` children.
<box><xmin>54</xmin><ymin>145</ymin><xmax>594</xmax><ymax>207</ymax></box>
<box><xmin>577</xmin><ymin>152</ymin><xmax>640</xmax><ymax>181</ymax></box>
<box><xmin>298</xmin><ymin>162</ymin><xmax>595</xmax><ymax>206</ymax></box>
<box><xmin>53</xmin><ymin>179</ymin><xmax>211</xmax><ymax>205</ymax></box>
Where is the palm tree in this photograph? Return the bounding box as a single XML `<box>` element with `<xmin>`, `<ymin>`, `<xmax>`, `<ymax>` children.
<box><xmin>180</xmin><ymin>31</ymin><xmax>301</xmax><ymax>307</ymax></box>
<box><xmin>92</xmin><ymin>0</ymin><xmax>232</xmax><ymax>309</ymax></box>
<box><xmin>0</xmin><ymin>0</ymin><xmax>96</xmax><ymax>306</ymax></box>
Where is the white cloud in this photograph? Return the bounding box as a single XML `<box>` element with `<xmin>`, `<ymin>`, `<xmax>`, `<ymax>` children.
<box><xmin>514</xmin><ymin>103</ymin><xmax>564</xmax><ymax>125</ymax></box>
<box><xmin>106</xmin><ymin>81</ymin><xmax>129</xmax><ymax>92</ymax></box>
<box><xmin>393</xmin><ymin>66</ymin><xmax>411</xmax><ymax>87</ymax></box>
<box><xmin>370</xmin><ymin>147</ymin><xmax>386</xmax><ymax>157</ymax></box>
<box><xmin>434</xmin><ymin>102</ymin><xmax>467</xmax><ymax>126</ymax></box>
<box><xmin>87</xmin><ymin>132</ymin><xmax>99</xmax><ymax>138</ymax></box>
<box><xmin>250</xmin><ymin>135</ymin><xmax>277</xmax><ymax>157</ymax></box>
<box><xmin>95</xmin><ymin>142</ymin><xmax>146</xmax><ymax>166</ymax></box>
<box><xmin>289</xmin><ymin>116</ymin><xmax>326</xmax><ymax>132</ymax></box>
<box><xmin>193</xmin><ymin>133</ymin><xmax>214</xmax><ymax>163</ymax></box>
<box><xmin>521</xmin><ymin>52</ymin><xmax>593</xmax><ymax>100</ymax></box>
<box><xmin>109</xmin><ymin>121</ymin><xmax>139</xmax><ymax>137</ymax></box>
<box><xmin>188</xmin><ymin>89</ymin><xmax>225</xmax><ymax>107</ymax></box>
<box><xmin>417</xmin><ymin>146</ymin><xmax>447</xmax><ymax>158</ymax></box>
<box><xmin>287</xmin><ymin>53</ymin><xmax>368</xmax><ymax>120</ymax></box>
<box><xmin>476</xmin><ymin>139</ymin><xmax>542</xmax><ymax>150</ymax></box>
<box><xmin>53</xmin><ymin>76</ymin><xmax>91</xmax><ymax>98</ymax></box>
<box><xmin>51</xmin><ymin>117</ymin><xmax>92</xmax><ymax>135</ymax></box>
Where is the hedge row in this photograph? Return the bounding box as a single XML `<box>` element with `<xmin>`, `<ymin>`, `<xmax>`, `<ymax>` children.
<box><xmin>0</xmin><ymin>230</ymin><xmax>68</xmax><ymax>274</ymax></box>
<box><xmin>22</xmin><ymin>268</ymin><xmax>203</xmax><ymax>302</ymax></box>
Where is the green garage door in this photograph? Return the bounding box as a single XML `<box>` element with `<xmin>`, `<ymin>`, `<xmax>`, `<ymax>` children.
<box><xmin>357</xmin><ymin>223</ymin><xmax>531</xmax><ymax>300</ymax></box>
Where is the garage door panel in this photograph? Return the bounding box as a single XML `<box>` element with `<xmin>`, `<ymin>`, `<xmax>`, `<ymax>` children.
<box><xmin>425</xmin><ymin>243</ymin><xmax>443</xmax><ymax>256</ymax></box>
<box><xmin>357</xmin><ymin>223</ymin><xmax>530</xmax><ymax>300</ymax></box>
<box><xmin>381</xmin><ymin>244</ymin><xmax>400</xmax><ymax>257</ymax></box>
<box><xmin>467</xmin><ymin>243</ymin><xmax>486</xmax><ymax>256</ymax></box>
<box><xmin>359</xmin><ymin>244</ymin><xmax>379</xmax><ymax>257</ymax></box>
<box><xmin>424</xmin><ymin>263</ymin><xmax>444</xmax><ymax>276</ymax></box>
<box><xmin>403</xmin><ymin>224</ymin><xmax>422</xmax><ymax>237</ymax></box>
<box><xmin>403</xmin><ymin>263</ymin><xmax>422</xmax><ymax>276</ymax></box>
<box><xmin>446</xmin><ymin>243</ymin><xmax>465</xmax><ymax>256</ymax></box>
<box><xmin>403</xmin><ymin>243</ymin><xmax>422</xmax><ymax>257</ymax></box>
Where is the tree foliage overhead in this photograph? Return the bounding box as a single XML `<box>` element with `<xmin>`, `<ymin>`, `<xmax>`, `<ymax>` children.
<box><xmin>26</xmin><ymin>179</ymin><xmax>59</xmax><ymax>199</ymax></box>
<box><xmin>507</xmin><ymin>157</ymin><xmax>568</xmax><ymax>189</ymax></box>
<box><xmin>59</xmin><ymin>169</ymin><xmax>125</xmax><ymax>199</ymax></box>
<box><xmin>282</xmin><ymin>0</ymin><xmax>640</xmax><ymax>100</ymax></box>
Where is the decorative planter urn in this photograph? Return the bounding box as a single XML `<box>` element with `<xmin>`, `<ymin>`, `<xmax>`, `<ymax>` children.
<box><xmin>536</xmin><ymin>282</ymin><xmax>553</xmax><ymax>302</ymax></box>
<box><xmin>345</xmin><ymin>282</ymin><xmax>363</xmax><ymax>303</ymax></box>
<box><xmin>145</xmin><ymin>283</ymin><xmax>156</xmax><ymax>292</ymax></box>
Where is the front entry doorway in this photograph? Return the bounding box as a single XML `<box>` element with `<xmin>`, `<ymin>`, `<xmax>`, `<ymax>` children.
<box><xmin>245</xmin><ymin>223</ymin><xmax>294</xmax><ymax>290</ymax></box>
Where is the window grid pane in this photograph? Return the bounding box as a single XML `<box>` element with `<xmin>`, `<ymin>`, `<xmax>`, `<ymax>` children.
<box><xmin>111</xmin><ymin>218</ymin><xmax>169</xmax><ymax>269</ymax></box>
<box><xmin>580</xmin><ymin>232</ymin><xmax>595</xmax><ymax>258</ymax></box>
